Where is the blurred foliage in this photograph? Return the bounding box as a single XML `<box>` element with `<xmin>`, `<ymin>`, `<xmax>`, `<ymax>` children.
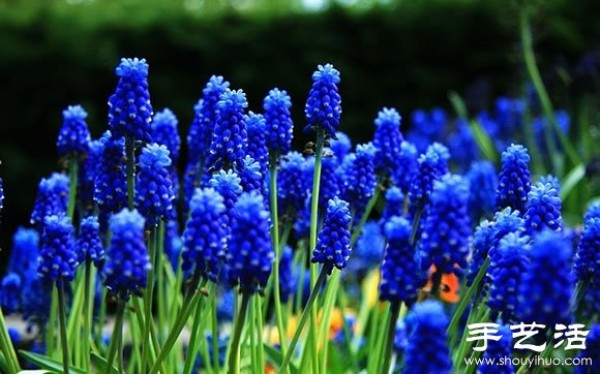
<box><xmin>0</xmin><ymin>0</ymin><xmax>599</xmax><ymax>259</ymax></box>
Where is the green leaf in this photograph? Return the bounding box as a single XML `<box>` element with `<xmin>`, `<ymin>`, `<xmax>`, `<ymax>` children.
<box><xmin>0</xmin><ymin>352</ymin><xmax>9</xmax><ymax>374</ymax></box>
<box><xmin>469</xmin><ymin>120</ymin><xmax>498</xmax><ymax>164</ymax></box>
<box><xmin>90</xmin><ymin>351</ymin><xmax>119</xmax><ymax>374</ymax></box>
<box><xmin>448</xmin><ymin>91</ymin><xmax>468</xmax><ymax>120</ymax></box>
<box><xmin>263</xmin><ymin>343</ymin><xmax>299</xmax><ymax>374</ymax></box>
<box><xmin>19</xmin><ymin>351</ymin><xmax>86</xmax><ymax>374</ymax></box>
<box><xmin>560</xmin><ymin>164</ymin><xmax>585</xmax><ymax>200</ymax></box>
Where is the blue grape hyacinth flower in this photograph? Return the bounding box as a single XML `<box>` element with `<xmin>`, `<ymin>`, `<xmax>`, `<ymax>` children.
<box><xmin>38</xmin><ymin>215</ymin><xmax>78</xmax><ymax>282</ymax></box>
<box><xmin>380</xmin><ymin>216</ymin><xmax>419</xmax><ymax>304</ymax></box>
<box><xmin>238</xmin><ymin>156</ymin><xmax>264</xmax><ymax>194</ymax></box>
<box><xmin>152</xmin><ymin>108</ymin><xmax>181</xmax><ymax>164</ymax></box>
<box><xmin>391</xmin><ymin>141</ymin><xmax>419</xmax><ymax>193</ymax></box>
<box><xmin>264</xmin><ymin>88</ymin><xmax>293</xmax><ymax>154</ymax></box>
<box><xmin>135</xmin><ymin>143</ymin><xmax>176</xmax><ymax>226</ymax></box>
<box><xmin>30</xmin><ymin>173</ymin><xmax>70</xmax><ymax>229</ymax></box>
<box><xmin>330</xmin><ymin>132</ymin><xmax>351</xmax><ymax>160</ymax></box>
<box><xmin>278</xmin><ymin>151</ymin><xmax>308</xmax><ymax>213</ymax></box>
<box><xmin>245</xmin><ymin>112</ymin><xmax>269</xmax><ymax>178</ymax></box>
<box><xmin>466</xmin><ymin>160</ymin><xmax>497</xmax><ymax>221</ymax></box>
<box><xmin>108</xmin><ymin>58</ymin><xmax>153</xmax><ymax>143</ymax></box>
<box><xmin>373</xmin><ymin>107</ymin><xmax>403</xmax><ymax>176</ymax></box>
<box><xmin>381</xmin><ymin>186</ymin><xmax>404</xmax><ymax>222</ymax></box>
<box><xmin>488</xmin><ymin>233</ymin><xmax>530</xmax><ymax>323</ymax></box>
<box><xmin>57</xmin><ymin>105</ymin><xmax>91</xmax><ymax>157</ymax></box>
<box><xmin>518</xmin><ymin>230</ymin><xmax>574</xmax><ymax>326</ymax></box>
<box><xmin>419</xmin><ymin>175</ymin><xmax>471</xmax><ymax>275</ymax></box>
<box><xmin>466</xmin><ymin>220</ymin><xmax>494</xmax><ymax>286</ymax></box>
<box><xmin>574</xmin><ymin>215</ymin><xmax>600</xmax><ymax>283</ymax></box>
<box><xmin>209</xmin><ymin>169</ymin><xmax>243</xmax><ymax>221</ymax></box>
<box><xmin>0</xmin><ymin>272</ymin><xmax>21</xmax><ymax>314</ymax></box>
<box><xmin>304</xmin><ymin>64</ymin><xmax>342</xmax><ymax>136</ymax></box>
<box><xmin>77</xmin><ymin>216</ymin><xmax>104</xmax><ymax>267</ymax></box>
<box><xmin>279</xmin><ymin>245</ymin><xmax>297</xmax><ymax>302</ymax></box>
<box><xmin>346</xmin><ymin>143</ymin><xmax>377</xmax><ymax>206</ymax></box>
<box><xmin>524</xmin><ymin>181</ymin><xmax>563</xmax><ymax>235</ymax></box>
<box><xmin>496</xmin><ymin>144</ymin><xmax>531</xmax><ymax>213</ymax></box>
<box><xmin>312</xmin><ymin>196</ymin><xmax>352</xmax><ymax>274</ymax></box>
<box><xmin>478</xmin><ymin>325</ymin><xmax>515</xmax><ymax>374</ymax></box>
<box><xmin>574</xmin><ymin>324</ymin><xmax>600</xmax><ymax>374</ymax></box>
<box><xmin>181</xmin><ymin>188</ymin><xmax>228</xmax><ymax>282</ymax></box>
<box><xmin>8</xmin><ymin>227</ymin><xmax>39</xmax><ymax>277</ymax></box>
<box><xmin>102</xmin><ymin>208</ymin><xmax>151</xmax><ymax>297</ymax></box>
<box><xmin>80</xmin><ymin>134</ymin><xmax>109</xmax><ymax>212</ymax></box>
<box><xmin>349</xmin><ymin>221</ymin><xmax>385</xmax><ymax>276</ymax></box>
<box><xmin>404</xmin><ymin>300</ymin><xmax>451</xmax><ymax>374</ymax></box>
<box><xmin>188</xmin><ymin>76</ymin><xmax>230</xmax><ymax>163</ymax></box>
<box><xmin>94</xmin><ymin>134</ymin><xmax>127</xmax><ymax>219</ymax></box>
<box><xmin>408</xmin><ymin>143</ymin><xmax>450</xmax><ymax>207</ymax></box>
<box><xmin>226</xmin><ymin>192</ymin><xmax>274</xmax><ymax>294</ymax></box>
<box><xmin>205</xmin><ymin>89</ymin><xmax>248</xmax><ymax>172</ymax></box>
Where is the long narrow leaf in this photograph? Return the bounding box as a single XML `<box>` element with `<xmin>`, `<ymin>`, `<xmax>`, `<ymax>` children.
<box><xmin>19</xmin><ymin>351</ymin><xmax>86</xmax><ymax>374</ymax></box>
<box><xmin>560</xmin><ymin>164</ymin><xmax>585</xmax><ymax>200</ymax></box>
<box><xmin>263</xmin><ymin>344</ymin><xmax>299</xmax><ymax>374</ymax></box>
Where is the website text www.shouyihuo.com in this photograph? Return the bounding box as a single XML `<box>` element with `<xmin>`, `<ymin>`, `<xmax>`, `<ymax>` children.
<box><xmin>464</xmin><ymin>355</ymin><xmax>593</xmax><ymax>368</ymax></box>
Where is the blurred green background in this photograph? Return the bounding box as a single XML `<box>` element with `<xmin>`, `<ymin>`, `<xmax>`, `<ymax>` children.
<box><xmin>0</xmin><ymin>0</ymin><xmax>599</xmax><ymax>264</ymax></box>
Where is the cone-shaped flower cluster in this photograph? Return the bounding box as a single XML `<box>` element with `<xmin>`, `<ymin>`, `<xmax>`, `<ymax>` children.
<box><xmin>226</xmin><ymin>192</ymin><xmax>274</xmax><ymax>294</ymax></box>
<box><xmin>466</xmin><ymin>220</ymin><xmax>494</xmax><ymax>286</ymax></box>
<box><xmin>330</xmin><ymin>132</ymin><xmax>351</xmax><ymax>160</ymax></box>
<box><xmin>518</xmin><ymin>230</ymin><xmax>573</xmax><ymax>325</ymax></box>
<box><xmin>108</xmin><ymin>58</ymin><xmax>153</xmax><ymax>143</ymax></box>
<box><xmin>575</xmin><ymin>208</ymin><xmax>600</xmax><ymax>283</ymax></box>
<box><xmin>245</xmin><ymin>112</ymin><xmax>269</xmax><ymax>177</ymax></box>
<box><xmin>8</xmin><ymin>227</ymin><xmax>39</xmax><ymax>277</ymax></box>
<box><xmin>181</xmin><ymin>188</ymin><xmax>228</xmax><ymax>282</ymax></box>
<box><xmin>381</xmin><ymin>186</ymin><xmax>404</xmax><ymax>222</ymax></box>
<box><xmin>478</xmin><ymin>325</ymin><xmax>515</xmax><ymax>374</ymax></box>
<box><xmin>188</xmin><ymin>76</ymin><xmax>230</xmax><ymax>163</ymax></box>
<box><xmin>206</xmin><ymin>89</ymin><xmax>248</xmax><ymax>171</ymax></box>
<box><xmin>152</xmin><ymin>108</ymin><xmax>181</xmax><ymax>164</ymax></box>
<box><xmin>466</xmin><ymin>160</ymin><xmax>497</xmax><ymax>221</ymax></box>
<box><xmin>346</xmin><ymin>143</ymin><xmax>377</xmax><ymax>206</ymax></box>
<box><xmin>304</xmin><ymin>64</ymin><xmax>342</xmax><ymax>136</ymax></box>
<box><xmin>488</xmin><ymin>233</ymin><xmax>530</xmax><ymax>323</ymax></box>
<box><xmin>30</xmin><ymin>173</ymin><xmax>69</xmax><ymax>228</ymax></box>
<box><xmin>278</xmin><ymin>152</ymin><xmax>308</xmax><ymax>213</ymax></box>
<box><xmin>81</xmin><ymin>134</ymin><xmax>109</xmax><ymax>211</ymax></box>
<box><xmin>496</xmin><ymin>144</ymin><xmax>531</xmax><ymax>213</ymax></box>
<box><xmin>38</xmin><ymin>215</ymin><xmax>77</xmax><ymax>282</ymax></box>
<box><xmin>312</xmin><ymin>196</ymin><xmax>352</xmax><ymax>274</ymax></box>
<box><xmin>209</xmin><ymin>169</ymin><xmax>243</xmax><ymax>222</ymax></box>
<box><xmin>57</xmin><ymin>105</ymin><xmax>91</xmax><ymax>157</ymax></box>
<box><xmin>0</xmin><ymin>273</ymin><xmax>21</xmax><ymax>314</ymax></box>
<box><xmin>409</xmin><ymin>143</ymin><xmax>450</xmax><ymax>206</ymax></box>
<box><xmin>102</xmin><ymin>209</ymin><xmax>150</xmax><ymax>297</ymax></box>
<box><xmin>404</xmin><ymin>300</ymin><xmax>451</xmax><ymax>374</ymax></box>
<box><xmin>391</xmin><ymin>141</ymin><xmax>418</xmax><ymax>193</ymax></box>
<box><xmin>524</xmin><ymin>181</ymin><xmax>563</xmax><ymax>234</ymax></box>
<box><xmin>135</xmin><ymin>143</ymin><xmax>176</xmax><ymax>226</ymax></box>
<box><xmin>419</xmin><ymin>175</ymin><xmax>471</xmax><ymax>274</ymax></box>
<box><xmin>379</xmin><ymin>216</ymin><xmax>419</xmax><ymax>304</ymax></box>
<box><xmin>94</xmin><ymin>134</ymin><xmax>127</xmax><ymax>218</ymax></box>
<box><xmin>373</xmin><ymin>107</ymin><xmax>403</xmax><ymax>175</ymax></box>
<box><xmin>238</xmin><ymin>156</ymin><xmax>263</xmax><ymax>194</ymax></box>
<box><xmin>279</xmin><ymin>245</ymin><xmax>297</xmax><ymax>302</ymax></box>
<box><xmin>264</xmin><ymin>88</ymin><xmax>293</xmax><ymax>154</ymax></box>
<box><xmin>77</xmin><ymin>216</ymin><xmax>104</xmax><ymax>266</ymax></box>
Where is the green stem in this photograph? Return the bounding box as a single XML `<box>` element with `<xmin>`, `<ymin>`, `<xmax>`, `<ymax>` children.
<box><xmin>104</xmin><ymin>297</ymin><xmax>125</xmax><ymax>374</ymax></box>
<box><xmin>141</xmin><ymin>226</ymin><xmax>159</xmax><ymax>373</ymax></box>
<box><xmin>157</xmin><ymin>222</ymin><xmax>166</xmax><ymax>343</ymax></box>
<box><xmin>281</xmin><ymin>265</ymin><xmax>329</xmax><ymax>371</ymax></box>
<box><xmin>82</xmin><ymin>260</ymin><xmax>93</xmax><ymax>371</ymax></box>
<box><xmin>57</xmin><ymin>282</ymin><xmax>70</xmax><ymax>374</ymax></box>
<box><xmin>269</xmin><ymin>155</ymin><xmax>288</xmax><ymax>361</ymax></box>
<box><xmin>308</xmin><ymin>129</ymin><xmax>325</xmax><ymax>374</ymax></box>
<box><xmin>183</xmin><ymin>286</ymin><xmax>210</xmax><ymax>374</ymax></box>
<box><xmin>126</xmin><ymin>140</ymin><xmax>135</xmax><ymax>209</ymax></box>
<box><xmin>381</xmin><ymin>302</ymin><xmax>401</xmax><ymax>374</ymax></box>
<box><xmin>67</xmin><ymin>158</ymin><xmax>78</xmax><ymax>219</ymax></box>
<box><xmin>47</xmin><ymin>286</ymin><xmax>58</xmax><ymax>359</ymax></box>
<box><xmin>149</xmin><ymin>287</ymin><xmax>204</xmax><ymax>374</ymax></box>
<box><xmin>520</xmin><ymin>5</ymin><xmax>580</xmax><ymax>171</ymax></box>
<box><xmin>211</xmin><ymin>292</ymin><xmax>220</xmax><ymax>373</ymax></box>
<box><xmin>227</xmin><ymin>292</ymin><xmax>251</xmax><ymax>374</ymax></box>
<box><xmin>96</xmin><ymin>287</ymin><xmax>107</xmax><ymax>351</ymax></box>
<box><xmin>254</xmin><ymin>296</ymin><xmax>265</xmax><ymax>372</ymax></box>
<box><xmin>0</xmin><ymin>308</ymin><xmax>19</xmax><ymax>373</ymax></box>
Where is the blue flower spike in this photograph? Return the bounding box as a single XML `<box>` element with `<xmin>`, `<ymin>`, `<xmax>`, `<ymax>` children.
<box><xmin>304</xmin><ymin>64</ymin><xmax>342</xmax><ymax>136</ymax></box>
<box><xmin>57</xmin><ymin>105</ymin><xmax>91</xmax><ymax>157</ymax></box>
<box><xmin>264</xmin><ymin>88</ymin><xmax>294</xmax><ymax>154</ymax></box>
<box><xmin>312</xmin><ymin>196</ymin><xmax>352</xmax><ymax>274</ymax></box>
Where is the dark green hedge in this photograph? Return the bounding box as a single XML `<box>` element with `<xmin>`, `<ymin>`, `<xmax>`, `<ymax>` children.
<box><xmin>0</xmin><ymin>0</ymin><xmax>598</xmax><ymax>257</ymax></box>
